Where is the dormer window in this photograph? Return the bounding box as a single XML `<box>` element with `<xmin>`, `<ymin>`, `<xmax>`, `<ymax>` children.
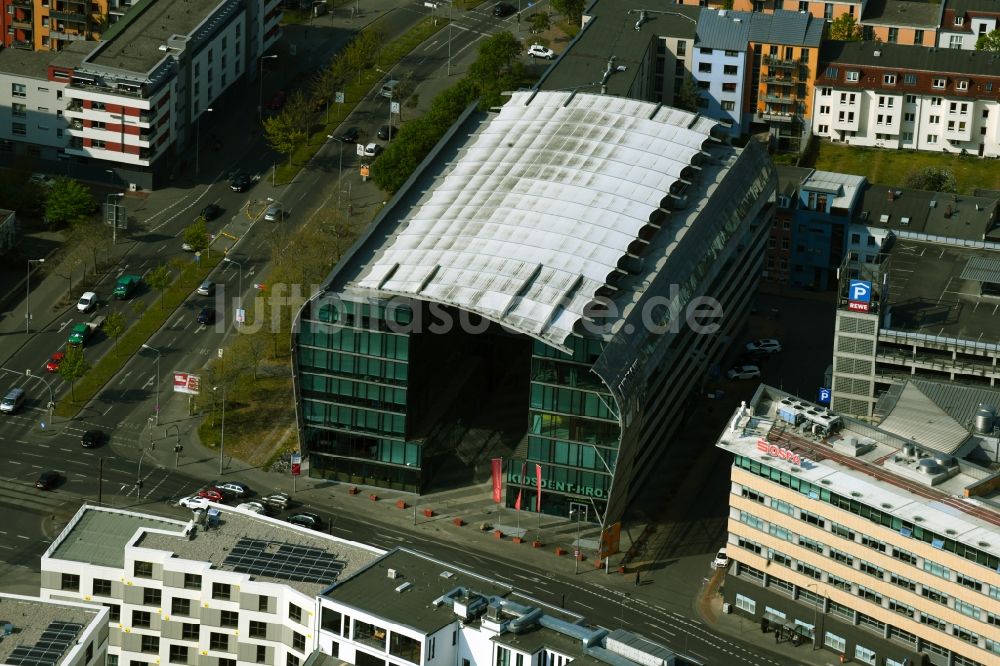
<box><xmin>883</xmin><ymin>74</ymin><xmax>896</xmax><ymax>85</ymax></box>
<box><xmin>846</xmin><ymin>71</ymin><xmax>859</xmax><ymax>82</ymax></box>
<box><xmin>956</xmin><ymin>80</ymin><xmax>969</xmax><ymax>91</ymax></box>
<box><xmin>954</xmin><ymin>16</ymin><xmax>964</xmax><ymax>26</ymax></box>
<box><xmin>932</xmin><ymin>78</ymin><xmax>946</xmax><ymax>89</ymax></box>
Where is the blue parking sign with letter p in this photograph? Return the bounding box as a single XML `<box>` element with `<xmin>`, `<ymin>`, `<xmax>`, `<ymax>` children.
<box><xmin>848</xmin><ymin>279</ymin><xmax>872</xmax><ymax>303</ymax></box>
<box><xmin>817</xmin><ymin>388</ymin><xmax>831</xmax><ymax>404</ymax></box>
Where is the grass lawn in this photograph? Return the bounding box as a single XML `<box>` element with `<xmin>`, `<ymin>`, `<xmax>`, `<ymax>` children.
<box><xmin>809</xmin><ymin>141</ymin><xmax>1000</xmax><ymax>194</ymax></box>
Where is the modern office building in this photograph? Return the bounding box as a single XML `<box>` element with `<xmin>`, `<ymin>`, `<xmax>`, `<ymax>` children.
<box><xmin>936</xmin><ymin>0</ymin><xmax>999</xmax><ymax>50</ymax></box>
<box><xmin>812</xmin><ymin>41</ymin><xmax>1000</xmax><ymax>158</ymax></box>
<box><xmin>716</xmin><ymin>384</ymin><xmax>1000</xmax><ymax>666</ymax></box>
<box><xmin>41</xmin><ymin>504</ymin><xmax>384</xmax><ymax>666</ymax></box>
<box><xmin>0</xmin><ymin>0</ymin><xmax>282</xmax><ymax>189</ymax></box>
<box><xmin>317</xmin><ymin>547</ymin><xmax>685</xmax><ymax>666</ymax></box>
<box><xmin>0</xmin><ymin>593</ymin><xmax>109</xmax><ymax>666</ymax></box>
<box><xmin>830</xmin><ymin>189</ymin><xmax>1000</xmax><ymax>417</ymax></box>
<box><xmin>292</xmin><ymin>90</ymin><xmax>777</xmax><ymax>525</ymax></box>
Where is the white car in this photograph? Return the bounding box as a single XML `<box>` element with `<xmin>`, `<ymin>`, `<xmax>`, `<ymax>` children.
<box><xmin>77</xmin><ymin>292</ymin><xmax>97</xmax><ymax>313</ymax></box>
<box><xmin>178</xmin><ymin>496</ymin><xmax>210</xmax><ymax>510</ymax></box>
<box><xmin>363</xmin><ymin>142</ymin><xmax>382</xmax><ymax>157</ymax></box>
<box><xmin>216</xmin><ymin>481</ymin><xmax>249</xmax><ymax>497</ymax></box>
<box><xmin>527</xmin><ymin>44</ymin><xmax>555</xmax><ymax>59</ymax></box>
<box><xmin>264</xmin><ymin>204</ymin><xmax>284</xmax><ymax>222</ymax></box>
<box><xmin>727</xmin><ymin>364</ymin><xmax>761</xmax><ymax>380</ymax></box>
<box><xmin>712</xmin><ymin>548</ymin><xmax>729</xmax><ymax>569</ymax></box>
<box><xmin>237</xmin><ymin>502</ymin><xmax>266</xmax><ymax>514</ymax></box>
<box><xmin>196</xmin><ymin>280</ymin><xmax>214</xmax><ymax>296</ymax></box>
<box><xmin>745</xmin><ymin>338</ymin><xmax>782</xmax><ymax>354</ymax></box>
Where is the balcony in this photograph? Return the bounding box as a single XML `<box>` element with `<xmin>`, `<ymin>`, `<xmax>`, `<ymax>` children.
<box><xmin>764</xmin><ymin>76</ymin><xmax>795</xmax><ymax>86</ymax></box>
<box><xmin>49</xmin><ymin>30</ymin><xmax>87</xmax><ymax>41</ymax></box>
<box><xmin>763</xmin><ymin>55</ymin><xmax>798</xmax><ymax>67</ymax></box>
<box><xmin>763</xmin><ymin>94</ymin><xmax>796</xmax><ymax>105</ymax></box>
<box><xmin>11</xmin><ymin>0</ymin><xmax>32</xmax><ymax>6</ymax></box>
<box><xmin>50</xmin><ymin>10</ymin><xmax>88</xmax><ymax>21</ymax></box>
<box><xmin>66</xmin><ymin>100</ymin><xmax>83</xmax><ymax>112</ymax></box>
<box><xmin>12</xmin><ymin>40</ymin><xmax>33</xmax><ymax>50</ymax></box>
<box><xmin>761</xmin><ymin>112</ymin><xmax>796</xmax><ymax>123</ymax></box>
<box><xmin>69</xmin><ymin>119</ymin><xmax>83</xmax><ymax>130</ymax></box>
<box><xmin>11</xmin><ymin>19</ymin><xmax>32</xmax><ymax>29</ymax></box>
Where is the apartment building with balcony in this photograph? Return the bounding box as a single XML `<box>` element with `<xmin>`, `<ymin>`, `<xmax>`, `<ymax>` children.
<box><xmin>0</xmin><ymin>593</ymin><xmax>109</xmax><ymax>666</ymax></box>
<box><xmin>1</xmin><ymin>0</ymin><xmax>110</xmax><ymax>52</ymax></box>
<box><xmin>40</xmin><ymin>504</ymin><xmax>385</xmax><ymax>666</ymax></box>
<box><xmin>317</xmin><ymin>547</ymin><xmax>687</xmax><ymax>666</ymax></box>
<box><xmin>859</xmin><ymin>0</ymin><xmax>941</xmax><ymax>46</ymax></box>
<box><xmin>716</xmin><ymin>384</ymin><xmax>1000</xmax><ymax>666</ymax></box>
<box><xmin>0</xmin><ymin>0</ymin><xmax>281</xmax><ymax>189</ymax></box>
<box><xmin>937</xmin><ymin>0</ymin><xmax>999</xmax><ymax>50</ymax></box>
<box><xmin>812</xmin><ymin>41</ymin><xmax>1000</xmax><ymax>158</ymax></box>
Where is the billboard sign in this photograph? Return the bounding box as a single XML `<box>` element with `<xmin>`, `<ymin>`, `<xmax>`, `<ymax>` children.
<box><xmin>173</xmin><ymin>372</ymin><xmax>201</xmax><ymax>395</ymax></box>
<box><xmin>848</xmin><ymin>279</ymin><xmax>872</xmax><ymax>312</ymax></box>
<box><xmin>291</xmin><ymin>453</ymin><xmax>302</xmax><ymax>477</ymax></box>
<box><xmin>757</xmin><ymin>438</ymin><xmax>802</xmax><ymax>465</ymax></box>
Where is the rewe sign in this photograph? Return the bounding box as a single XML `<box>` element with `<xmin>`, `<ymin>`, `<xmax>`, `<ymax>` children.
<box><xmin>757</xmin><ymin>438</ymin><xmax>801</xmax><ymax>465</ymax></box>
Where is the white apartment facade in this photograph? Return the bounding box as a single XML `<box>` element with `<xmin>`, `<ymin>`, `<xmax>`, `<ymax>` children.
<box><xmin>812</xmin><ymin>42</ymin><xmax>1000</xmax><ymax>158</ymax></box>
<box><xmin>937</xmin><ymin>0</ymin><xmax>999</xmax><ymax>50</ymax></box>
<box><xmin>40</xmin><ymin>505</ymin><xmax>384</xmax><ymax>666</ymax></box>
<box><xmin>692</xmin><ymin>44</ymin><xmax>747</xmax><ymax>133</ymax></box>
<box><xmin>717</xmin><ymin>385</ymin><xmax>1000</xmax><ymax>666</ymax></box>
<box><xmin>0</xmin><ymin>593</ymin><xmax>109</xmax><ymax>666</ymax></box>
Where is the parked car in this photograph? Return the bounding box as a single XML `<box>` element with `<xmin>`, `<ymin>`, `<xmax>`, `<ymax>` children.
<box><xmin>35</xmin><ymin>471</ymin><xmax>60</xmax><ymax>490</ymax></box>
<box><xmin>237</xmin><ymin>502</ymin><xmax>266</xmax><ymax>514</ymax></box>
<box><xmin>178</xmin><ymin>496</ymin><xmax>211</xmax><ymax>510</ymax></box>
<box><xmin>712</xmin><ymin>548</ymin><xmax>729</xmax><ymax>569</ymax></box>
<box><xmin>363</xmin><ymin>143</ymin><xmax>382</xmax><ymax>157</ymax></box>
<box><xmin>287</xmin><ymin>512</ymin><xmax>323</xmax><ymax>530</ymax></box>
<box><xmin>492</xmin><ymin>2</ymin><xmax>515</xmax><ymax>16</ymax></box>
<box><xmin>0</xmin><ymin>388</ymin><xmax>25</xmax><ymax>414</ymax></box>
<box><xmin>216</xmin><ymin>482</ymin><xmax>249</xmax><ymax>498</ymax></box>
<box><xmin>197</xmin><ymin>487</ymin><xmax>224</xmax><ymax>502</ymax></box>
<box><xmin>201</xmin><ymin>204</ymin><xmax>222</xmax><ymax>221</ymax></box>
<box><xmin>197</xmin><ymin>280</ymin><xmax>214</xmax><ymax>296</ymax></box>
<box><xmin>264</xmin><ymin>203</ymin><xmax>284</xmax><ymax>222</ymax></box>
<box><xmin>260</xmin><ymin>492</ymin><xmax>291</xmax><ymax>510</ymax></box>
<box><xmin>745</xmin><ymin>338</ymin><xmax>782</xmax><ymax>354</ymax></box>
<box><xmin>196</xmin><ymin>307</ymin><xmax>216</xmax><ymax>325</ymax></box>
<box><xmin>339</xmin><ymin>127</ymin><xmax>360</xmax><ymax>143</ymax></box>
<box><xmin>229</xmin><ymin>173</ymin><xmax>253</xmax><ymax>192</ymax></box>
<box><xmin>45</xmin><ymin>352</ymin><xmax>65</xmax><ymax>373</ymax></box>
<box><xmin>268</xmin><ymin>90</ymin><xmax>287</xmax><ymax>110</ymax></box>
<box><xmin>527</xmin><ymin>44</ymin><xmax>555</xmax><ymax>59</ymax></box>
<box><xmin>81</xmin><ymin>429</ymin><xmax>106</xmax><ymax>448</ymax></box>
<box><xmin>77</xmin><ymin>292</ymin><xmax>98</xmax><ymax>313</ymax></box>
<box><xmin>377</xmin><ymin>125</ymin><xmax>397</xmax><ymax>140</ymax></box>
<box><xmin>726</xmin><ymin>364</ymin><xmax>761</xmax><ymax>380</ymax></box>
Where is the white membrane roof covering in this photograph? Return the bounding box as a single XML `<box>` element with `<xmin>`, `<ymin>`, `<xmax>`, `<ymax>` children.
<box><xmin>352</xmin><ymin>91</ymin><xmax>719</xmax><ymax>349</ymax></box>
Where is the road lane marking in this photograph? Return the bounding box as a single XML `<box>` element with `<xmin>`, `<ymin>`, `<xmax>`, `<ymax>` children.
<box><xmin>17</xmin><ymin>535</ymin><xmax>29</xmax><ymax>540</ymax></box>
<box><xmin>575</xmin><ymin>601</ymin><xmax>594</xmax><ymax>610</ymax></box>
<box><xmin>103</xmin><ymin>406</ymin><xmax>114</xmax><ymax>415</ymax></box>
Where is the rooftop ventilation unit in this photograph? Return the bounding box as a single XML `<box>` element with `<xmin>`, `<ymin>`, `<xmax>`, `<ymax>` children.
<box><xmin>395</xmin><ymin>582</ymin><xmax>412</xmax><ymax>593</ymax></box>
<box><xmin>387</xmin><ymin>569</ymin><xmax>399</xmax><ymax>579</ymax></box>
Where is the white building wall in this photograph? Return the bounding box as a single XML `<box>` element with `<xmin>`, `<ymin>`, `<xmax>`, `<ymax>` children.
<box><xmin>0</xmin><ymin>72</ymin><xmax>68</xmax><ymax>151</ymax></box>
<box><xmin>938</xmin><ymin>16</ymin><xmax>998</xmax><ymax>50</ymax></box>
<box><xmin>692</xmin><ymin>46</ymin><xmax>746</xmax><ymax>134</ymax></box>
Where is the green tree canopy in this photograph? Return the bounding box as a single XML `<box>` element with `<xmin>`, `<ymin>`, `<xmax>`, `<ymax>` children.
<box><xmin>146</xmin><ymin>264</ymin><xmax>173</xmax><ymax>309</ymax></box>
<box><xmin>263</xmin><ymin>106</ymin><xmax>309</xmax><ymax>165</ymax></box>
<box><xmin>976</xmin><ymin>29</ymin><xmax>1000</xmax><ymax>51</ymax></box>
<box><xmin>905</xmin><ymin>167</ymin><xmax>957</xmax><ymax>193</ymax></box>
<box><xmin>828</xmin><ymin>13</ymin><xmax>862</xmax><ymax>41</ymax></box>
<box><xmin>58</xmin><ymin>344</ymin><xmax>90</xmax><ymax>402</ymax></box>
<box><xmin>674</xmin><ymin>75</ymin><xmax>701</xmax><ymax>112</ymax></box>
<box><xmin>45</xmin><ymin>178</ymin><xmax>95</xmax><ymax>227</ymax></box>
<box><xmin>183</xmin><ymin>217</ymin><xmax>211</xmax><ymax>254</ymax></box>
<box><xmin>550</xmin><ymin>0</ymin><xmax>585</xmax><ymax>23</ymax></box>
<box><xmin>104</xmin><ymin>310</ymin><xmax>126</xmax><ymax>356</ymax></box>
<box><xmin>528</xmin><ymin>12</ymin><xmax>551</xmax><ymax>35</ymax></box>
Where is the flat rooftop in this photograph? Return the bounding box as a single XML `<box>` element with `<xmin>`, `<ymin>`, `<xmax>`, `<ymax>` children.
<box><xmin>0</xmin><ymin>595</ymin><xmax>103</xmax><ymax>665</ymax></box>
<box><xmin>717</xmin><ymin>385</ymin><xmax>1000</xmax><ymax>559</ymax></box>
<box><xmin>0</xmin><ymin>48</ymin><xmax>64</xmax><ymax>78</ymax></box>
<box><xmin>139</xmin><ymin>508</ymin><xmax>384</xmax><ymax>596</ymax></box>
<box><xmin>856</xmin><ymin>185</ymin><xmax>999</xmax><ymax>242</ymax></box>
<box><xmin>861</xmin><ymin>0</ymin><xmax>942</xmax><ymax>27</ymax></box>
<box><xmin>48</xmin><ymin>506</ymin><xmax>186</xmax><ymax>569</ymax></box>
<box><xmin>883</xmin><ymin>238</ymin><xmax>1000</xmax><ymax>345</ymax></box>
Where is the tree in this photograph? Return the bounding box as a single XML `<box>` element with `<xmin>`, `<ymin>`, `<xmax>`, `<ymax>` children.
<box><xmin>104</xmin><ymin>310</ymin><xmax>126</xmax><ymax>357</ymax></box>
<box><xmin>905</xmin><ymin>167</ymin><xmax>957</xmax><ymax>193</ymax></box>
<box><xmin>45</xmin><ymin>178</ymin><xmax>95</xmax><ymax>227</ymax></box>
<box><xmin>263</xmin><ymin>106</ymin><xmax>309</xmax><ymax>166</ymax></box>
<box><xmin>674</xmin><ymin>75</ymin><xmax>701</xmax><ymax>112</ymax></box>
<box><xmin>58</xmin><ymin>344</ymin><xmax>90</xmax><ymax>402</ymax></box>
<box><xmin>233</xmin><ymin>330</ymin><xmax>270</xmax><ymax>381</ymax></box>
<box><xmin>468</xmin><ymin>32</ymin><xmax>525</xmax><ymax>108</ymax></box>
<box><xmin>71</xmin><ymin>220</ymin><xmax>108</xmax><ymax>274</ymax></box>
<box><xmin>976</xmin><ymin>29</ymin><xmax>1000</xmax><ymax>51</ymax></box>
<box><xmin>528</xmin><ymin>12</ymin><xmax>551</xmax><ymax>35</ymax></box>
<box><xmin>146</xmin><ymin>264</ymin><xmax>172</xmax><ymax>309</ymax></box>
<box><xmin>828</xmin><ymin>14</ymin><xmax>862</xmax><ymax>41</ymax></box>
<box><xmin>183</xmin><ymin>217</ymin><xmax>211</xmax><ymax>254</ymax></box>
<box><xmin>550</xmin><ymin>0</ymin><xmax>585</xmax><ymax>23</ymax></box>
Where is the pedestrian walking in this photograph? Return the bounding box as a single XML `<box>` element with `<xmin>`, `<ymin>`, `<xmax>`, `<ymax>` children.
<box><xmin>634</xmin><ymin>570</ymin><xmax>640</xmax><ymax>587</ymax></box>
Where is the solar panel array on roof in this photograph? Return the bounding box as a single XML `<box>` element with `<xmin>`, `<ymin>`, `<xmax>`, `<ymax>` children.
<box><xmin>222</xmin><ymin>538</ymin><xmax>346</xmax><ymax>584</ymax></box>
<box><xmin>6</xmin><ymin>621</ymin><xmax>82</xmax><ymax>666</ymax></box>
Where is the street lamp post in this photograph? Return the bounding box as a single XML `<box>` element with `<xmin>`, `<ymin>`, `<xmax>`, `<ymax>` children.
<box><xmin>806</xmin><ymin>583</ymin><xmax>822</xmax><ymax>650</ymax></box>
<box><xmin>223</xmin><ymin>257</ymin><xmax>243</xmax><ymax>324</ymax></box>
<box><xmin>195</xmin><ymin>107</ymin><xmax>214</xmax><ymax>177</ymax></box>
<box><xmin>570</xmin><ymin>508</ymin><xmax>583</xmax><ymax>575</ymax></box>
<box><xmin>136</xmin><ymin>447</ymin><xmax>147</xmax><ymax>499</ymax></box>
<box><xmin>25</xmin><ymin>258</ymin><xmax>45</xmax><ymax>334</ymax></box>
<box><xmin>328</xmin><ymin>134</ymin><xmax>345</xmax><ymax>208</ymax></box>
<box><xmin>106</xmin><ymin>192</ymin><xmax>125</xmax><ymax>245</ymax></box>
<box><xmin>141</xmin><ymin>344</ymin><xmax>161</xmax><ymax>425</ymax></box>
<box><xmin>214</xmin><ymin>385</ymin><xmax>226</xmax><ymax>475</ymax></box>
<box><xmin>24</xmin><ymin>369</ymin><xmax>54</xmax><ymax>427</ymax></box>
<box><xmin>258</xmin><ymin>55</ymin><xmax>279</xmax><ymax>123</ymax></box>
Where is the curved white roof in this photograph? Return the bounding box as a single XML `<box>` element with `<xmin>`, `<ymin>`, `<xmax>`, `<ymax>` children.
<box><xmin>353</xmin><ymin>91</ymin><xmax>719</xmax><ymax>349</ymax></box>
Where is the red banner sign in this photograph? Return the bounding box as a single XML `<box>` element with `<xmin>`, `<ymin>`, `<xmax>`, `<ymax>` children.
<box><xmin>757</xmin><ymin>438</ymin><xmax>802</xmax><ymax>465</ymax></box>
<box><xmin>848</xmin><ymin>300</ymin><xmax>870</xmax><ymax>313</ymax></box>
<box><xmin>491</xmin><ymin>458</ymin><xmax>502</xmax><ymax>503</ymax></box>
<box><xmin>172</xmin><ymin>372</ymin><xmax>200</xmax><ymax>395</ymax></box>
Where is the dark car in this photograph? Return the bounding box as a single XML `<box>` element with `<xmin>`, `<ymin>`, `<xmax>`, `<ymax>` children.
<box><xmin>35</xmin><ymin>471</ymin><xmax>60</xmax><ymax>490</ymax></box>
<box><xmin>197</xmin><ymin>307</ymin><xmax>215</xmax><ymax>325</ymax></box>
<box><xmin>492</xmin><ymin>2</ymin><xmax>515</xmax><ymax>16</ymax></box>
<box><xmin>287</xmin><ymin>512</ymin><xmax>323</xmax><ymax>530</ymax></box>
<box><xmin>81</xmin><ymin>429</ymin><xmax>106</xmax><ymax>448</ymax></box>
<box><xmin>201</xmin><ymin>204</ymin><xmax>222</xmax><ymax>221</ymax></box>
<box><xmin>339</xmin><ymin>127</ymin><xmax>360</xmax><ymax>143</ymax></box>
<box><xmin>229</xmin><ymin>173</ymin><xmax>252</xmax><ymax>192</ymax></box>
<box><xmin>377</xmin><ymin>125</ymin><xmax>397</xmax><ymax>140</ymax></box>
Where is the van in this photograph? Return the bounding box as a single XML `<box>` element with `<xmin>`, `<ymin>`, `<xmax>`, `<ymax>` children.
<box><xmin>0</xmin><ymin>388</ymin><xmax>25</xmax><ymax>414</ymax></box>
<box><xmin>77</xmin><ymin>291</ymin><xmax>97</xmax><ymax>313</ymax></box>
<box><xmin>379</xmin><ymin>80</ymin><xmax>399</xmax><ymax>98</ymax></box>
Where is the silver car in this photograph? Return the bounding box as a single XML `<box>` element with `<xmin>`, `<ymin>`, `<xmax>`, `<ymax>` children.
<box><xmin>264</xmin><ymin>204</ymin><xmax>283</xmax><ymax>222</ymax></box>
<box><xmin>197</xmin><ymin>280</ymin><xmax>214</xmax><ymax>296</ymax></box>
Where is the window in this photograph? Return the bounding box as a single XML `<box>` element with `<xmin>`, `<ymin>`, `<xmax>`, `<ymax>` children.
<box><xmin>887</xmin><ymin>28</ymin><xmax>898</xmax><ymax>43</ymax></box>
<box><xmin>255</xmin><ymin>646</ymin><xmax>266</xmax><ymax>664</ymax></box>
<box><xmin>957</xmin><ymin>574</ymin><xmax>981</xmax><ymax>591</ymax></box>
<box><xmin>220</xmin><ymin>611</ymin><xmax>238</xmax><ymax>628</ymax></box>
<box><xmin>846</xmin><ymin>71</ymin><xmax>859</xmax><ymax>82</ymax></box>
<box><xmin>722</xmin><ymin>101</ymin><xmax>735</xmax><ymax>111</ymax></box>
<box><xmin>824</xmin><ymin>632</ymin><xmax>846</xmax><ymax>652</ymax></box>
<box><xmin>11</xmin><ymin>103</ymin><xmax>26</xmax><ymax>118</ymax></box>
<box><xmin>927</xmin><ymin>134</ymin><xmax>938</xmax><ymax>144</ymax></box>
<box><xmin>183</xmin><ymin>574</ymin><xmax>201</xmax><ymax>590</ymax></box>
<box><xmin>104</xmin><ymin>603</ymin><xmax>120</xmax><ymax>622</ymax></box>
<box><xmin>134</xmin><ymin>561</ymin><xmax>153</xmax><ymax>578</ymax></box>
<box><xmin>320</xmin><ymin>608</ymin><xmax>341</xmax><ymax>633</ymax></box>
<box><xmin>723</xmin><ymin>65</ymin><xmax>738</xmax><ymax>75</ymax></box>
<box><xmin>171</xmin><ymin>598</ymin><xmax>191</xmax><ymax>616</ymax></box>
<box><xmin>820</xmin><ymin>87</ymin><xmax>831</xmax><ymax>96</ymax></box>
<box><xmin>826</xmin><ymin>67</ymin><xmax>838</xmax><ymax>78</ymax></box>
<box><xmin>287</xmin><ymin>656</ymin><xmax>299</xmax><ymax>666</ymax></box>
<box><xmin>931</xmin><ymin>97</ymin><xmax>942</xmax><ymax>106</ymax></box>
<box><xmin>905</xmin><ymin>94</ymin><xmax>916</xmax><ymax>103</ymax></box>
<box><xmin>735</xmin><ymin>593</ymin><xmax>756</xmax><ymax>614</ymax></box>
<box><xmin>722</xmin><ymin>82</ymin><xmax>737</xmax><ymax>92</ymax></box>
<box><xmin>957</xmin><ymin>80</ymin><xmax>968</xmax><ymax>91</ymax></box>
<box><xmin>289</xmin><ymin>603</ymin><xmax>303</xmax><ymax>623</ymax></box>
<box><xmin>143</xmin><ymin>588</ymin><xmax>161</xmax><ymax>606</ymax></box>
<box><xmin>698</xmin><ymin>63</ymin><xmax>712</xmax><ymax>73</ymax></box>
<box><xmin>856</xmin><ymin>586</ymin><xmax>882</xmax><ymax>605</ymax></box>
<box><xmin>699</xmin><ymin>47</ymin><xmax>713</xmax><ymax>55</ymax></box>
<box><xmin>955</xmin><ymin>599</ymin><xmax>980</xmax><ymax>620</ymax></box>
<box><xmin>61</xmin><ymin>573</ymin><xmax>80</xmax><ymax>591</ymax></box>
<box><xmin>952</xmin><ymin>625</ymin><xmax>979</xmax><ymax>645</ymax></box>
<box><xmin>921</xmin><ymin>586</ymin><xmax>948</xmax><ymax>605</ymax></box>
<box><xmin>141</xmin><ymin>636</ymin><xmax>159</xmax><ymax>654</ymax></box>
<box><xmin>182</xmin><ymin>624</ymin><xmax>198</xmax><ymax>640</ymax></box>
<box><xmin>883</xmin><ymin>74</ymin><xmax>896</xmax><ymax>85</ymax></box>
<box><xmin>12</xmin><ymin>83</ymin><xmax>26</xmax><ymax>98</ymax></box>
<box><xmin>132</xmin><ymin>611</ymin><xmax>151</xmax><ymax>628</ymax></box>
<box><xmin>677</xmin><ymin>41</ymin><xmax>686</xmax><ymax>56</ymax></box>
<box><xmin>210</xmin><ymin>633</ymin><xmax>229</xmax><ymax>651</ymax></box>
<box><xmin>292</xmin><ymin>632</ymin><xmax>305</xmax><ymax>652</ymax></box>
<box><xmin>932</xmin><ymin>78</ymin><xmax>946</xmax><ymax>89</ymax></box>
<box><xmin>799</xmin><ymin>511</ymin><xmax>825</xmax><ymax>528</ymax></box>
<box><xmin>854</xmin><ymin>645</ymin><xmax>876</xmax><ymax>665</ymax></box>
<box><xmin>889</xmin><ymin>573</ymin><xmax>916</xmax><ymax>591</ymax></box>
<box><xmin>211</xmin><ymin>583</ymin><xmax>231</xmax><ymax>600</ymax></box>
<box><xmin>168</xmin><ymin>645</ymin><xmax>188</xmax><ymax>664</ymax></box>
<box><xmin>249</xmin><ymin>621</ymin><xmax>267</xmax><ymax>639</ymax></box>
<box><xmin>921</xmin><ymin>612</ymin><xmax>945</xmax><ymax>630</ymax></box>
<box><xmin>220</xmin><ymin>660</ymin><xmax>235</xmax><ymax>666</ymax></box>
<box><xmin>824</xmin><ymin>3</ymin><xmax>833</xmax><ymax>20</ymax></box>
<box><xmin>929</xmin><ymin>115</ymin><xmax>940</xmax><ymax>124</ymax></box>
<box><xmin>923</xmin><ymin>560</ymin><xmax>951</xmax><ymax>580</ymax></box>
<box><xmin>913</xmin><ymin>30</ymin><xmax>924</xmax><ymax>45</ymax></box>
<box><xmin>903</xmin><ymin>112</ymin><xmax>915</xmax><ymax>122</ymax></box>
<box><xmin>888</xmin><ymin>600</ymin><xmax>915</xmax><ymax>618</ymax></box>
